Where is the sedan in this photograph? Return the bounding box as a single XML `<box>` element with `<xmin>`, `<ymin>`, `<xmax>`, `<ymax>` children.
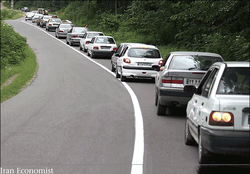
<box><xmin>155</xmin><ymin>51</ymin><xmax>224</xmax><ymax>116</ymax></box>
<box><xmin>25</xmin><ymin>12</ymin><xmax>34</xmax><ymax>21</ymax></box>
<box><xmin>86</xmin><ymin>36</ymin><xmax>117</xmax><ymax>59</ymax></box>
<box><xmin>66</xmin><ymin>27</ymin><xmax>88</xmax><ymax>46</ymax></box>
<box><xmin>79</xmin><ymin>31</ymin><xmax>105</xmax><ymax>52</ymax></box>
<box><xmin>39</xmin><ymin>15</ymin><xmax>52</xmax><ymax>28</ymax></box>
<box><xmin>46</xmin><ymin>18</ymin><xmax>62</xmax><ymax>31</ymax></box>
<box><xmin>115</xmin><ymin>43</ymin><xmax>163</xmax><ymax>81</ymax></box>
<box><xmin>55</xmin><ymin>23</ymin><xmax>74</xmax><ymax>39</ymax></box>
<box><xmin>32</xmin><ymin>14</ymin><xmax>43</xmax><ymax>23</ymax></box>
<box><xmin>184</xmin><ymin>61</ymin><xmax>249</xmax><ymax>164</ymax></box>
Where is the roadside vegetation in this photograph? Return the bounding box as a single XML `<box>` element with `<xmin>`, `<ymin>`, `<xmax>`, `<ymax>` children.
<box><xmin>1</xmin><ymin>9</ymin><xmax>37</xmax><ymax>102</ymax></box>
<box><xmin>5</xmin><ymin>0</ymin><xmax>249</xmax><ymax>61</ymax></box>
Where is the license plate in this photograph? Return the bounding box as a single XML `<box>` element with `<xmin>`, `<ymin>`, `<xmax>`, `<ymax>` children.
<box><xmin>186</xmin><ymin>79</ymin><xmax>201</xmax><ymax>85</ymax></box>
<box><xmin>138</xmin><ymin>62</ymin><xmax>152</xmax><ymax>66</ymax></box>
<box><xmin>101</xmin><ymin>46</ymin><xmax>111</xmax><ymax>49</ymax></box>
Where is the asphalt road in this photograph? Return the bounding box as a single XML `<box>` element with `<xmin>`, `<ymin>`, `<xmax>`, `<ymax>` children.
<box><xmin>2</xmin><ymin>17</ymin><xmax>249</xmax><ymax>174</ymax></box>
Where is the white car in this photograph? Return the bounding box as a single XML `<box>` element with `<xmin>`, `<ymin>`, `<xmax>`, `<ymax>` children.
<box><xmin>115</xmin><ymin>43</ymin><xmax>163</xmax><ymax>81</ymax></box>
<box><xmin>80</xmin><ymin>31</ymin><xmax>104</xmax><ymax>52</ymax></box>
<box><xmin>87</xmin><ymin>36</ymin><xmax>117</xmax><ymax>59</ymax></box>
<box><xmin>46</xmin><ymin>18</ymin><xmax>62</xmax><ymax>31</ymax></box>
<box><xmin>25</xmin><ymin>12</ymin><xmax>35</xmax><ymax>21</ymax></box>
<box><xmin>32</xmin><ymin>13</ymin><xmax>43</xmax><ymax>23</ymax></box>
<box><xmin>184</xmin><ymin>61</ymin><xmax>249</xmax><ymax>164</ymax></box>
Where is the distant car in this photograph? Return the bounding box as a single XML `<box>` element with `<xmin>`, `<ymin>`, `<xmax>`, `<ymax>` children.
<box><xmin>32</xmin><ymin>13</ymin><xmax>43</xmax><ymax>23</ymax></box>
<box><xmin>79</xmin><ymin>31</ymin><xmax>105</xmax><ymax>52</ymax></box>
<box><xmin>66</xmin><ymin>27</ymin><xmax>88</xmax><ymax>46</ymax></box>
<box><xmin>111</xmin><ymin>43</ymin><xmax>146</xmax><ymax>72</ymax></box>
<box><xmin>21</xmin><ymin>7</ymin><xmax>30</xmax><ymax>12</ymax></box>
<box><xmin>36</xmin><ymin>15</ymin><xmax>44</xmax><ymax>26</ymax></box>
<box><xmin>55</xmin><ymin>23</ymin><xmax>74</xmax><ymax>39</ymax></box>
<box><xmin>115</xmin><ymin>43</ymin><xmax>163</xmax><ymax>81</ymax></box>
<box><xmin>39</xmin><ymin>15</ymin><xmax>52</xmax><ymax>28</ymax></box>
<box><xmin>86</xmin><ymin>36</ymin><xmax>117</xmax><ymax>59</ymax></box>
<box><xmin>25</xmin><ymin>12</ymin><xmax>34</xmax><ymax>21</ymax></box>
<box><xmin>155</xmin><ymin>51</ymin><xmax>224</xmax><ymax>116</ymax></box>
<box><xmin>31</xmin><ymin>10</ymin><xmax>39</xmax><ymax>14</ymax></box>
<box><xmin>46</xmin><ymin>18</ymin><xmax>62</xmax><ymax>31</ymax></box>
<box><xmin>184</xmin><ymin>61</ymin><xmax>249</xmax><ymax>164</ymax></box>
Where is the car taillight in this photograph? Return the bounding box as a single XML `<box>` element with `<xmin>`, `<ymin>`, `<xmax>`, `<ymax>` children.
<box><xmin>209</xmin><ymin>111</ymin><xmax>234</xmax><ymax>126</ymax></box>
<box><xmin>59</xmin><ymin>30</ymin><xmax>63</xmax><ymax>33</ymax></box>
<box><xmin>73</xmin><ymin>35</ymin><xmax>78</xmax><ymax>38</ymax></box>
<box><xmin>93</xmin><ymin>46</ymin><xmax>99</xmax><ymax>50</ymax></box>
<box><xmin>26</xmin><ymin>15</ymin><xmax>28</xmax><ymax>17</ymax></box>
<box><xmin>123</xmin><ymin>58</ymin><xmax>131</xmax><ymax>64</ymax></box>
<box><xmin>158</xmin><ymin>60</ymin><xmax>164</xmax><ymax>66</ymax></box>
<box><xmin>49</xmin><ymin>24</ymin><xmax>52</xmax><ymax>26</ymax></box>
<box><xmin>86</xmin><ymin>41</ymin><xmax>90</xmax><ymax>44</ymax></box>
<box><xmin>162</xmin><ymin>77</ymin><xmax>183</xmax><ymax>87</ymax></box>
<box><xmin>113</xmin><ymin>47</ymin><xmax>117</xmax><ymax>51</ymax></box>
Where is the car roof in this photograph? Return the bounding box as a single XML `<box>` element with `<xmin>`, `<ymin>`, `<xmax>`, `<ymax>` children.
<box><xmin>170</xmin><ymin>51</ymin><xmax>222</xmax><ymax>57</ymax></box>
<box><xmin>126</xmin><ymin>43</ymin><xmax>158</xmax><ymax>49</ymax></box>
<box><xmin>213</xmin><ymin>61</ymin><xmax>250</xmax><ymax>68</ymax></box>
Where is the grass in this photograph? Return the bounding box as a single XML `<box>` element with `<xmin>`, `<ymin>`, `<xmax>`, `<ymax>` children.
<box><xmin>1</xmin><ymin>45</ymin><xmax>37</xmax><ymax>102</ymax></box>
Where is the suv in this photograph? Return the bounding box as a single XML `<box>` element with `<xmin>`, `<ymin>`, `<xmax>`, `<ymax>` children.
<box><xmin>184</xmin><ymin>61</ymin><xmax>249</xmax><ymax>164</ymax></box>
<box><xmin>115</xmin><ymin>43</ymin><xmax>163</xmax><ymax>81</ymax></box>
<box><xmin>155</xmin><ymin>51</ymin><xmax>224</xmax><ymax>116</ymax></box>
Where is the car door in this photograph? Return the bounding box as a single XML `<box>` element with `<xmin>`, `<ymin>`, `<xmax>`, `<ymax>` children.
<box><xmin>188</xmin><ymin>68</ymin><xmax>219</xmax><ymax>139</ymax></box>
<box><xmin>87</xmin><ymin>37</ymin><xmax>95</xmax><ymax>52</ymax></box>
<box><xmin>80</xmin><ymin>33</ymin><xmax>87</xmax><ymax>47</ymax></box>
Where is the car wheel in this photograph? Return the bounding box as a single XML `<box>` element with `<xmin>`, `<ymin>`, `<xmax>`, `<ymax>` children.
<box><xmin>66</xmin><ymin>39</ymin><xmax>69</xmax><ymax>45</ymax></box>
<box><xmin>115</xmin><ymin>67</ymin><xmax>120</xmax><ymax>78</ymax></box>
<box><xmin>79</xmin><ymin>45</ymin><xmax>82</xmax><ymax>51</ymax></box>
<box><xmin>83</xmin><ymin>46</ymin><xmax>87</xmax><ymax>52</ymax></box>
<box><xmin>111</xmin><ymin>62</ymin><xmax>115</xmax><ymax>72</ymax></box>
<box><xmin>155</xmin><ymin>88</ymin><xmax>158</xmax><ymax>106</ymax></box>
<box><xmin>90</xmin><ymin>51</ymin><xmax>95</xmax><ymax>58</ymax></box>
<box><xmin>157</xmin><ymin>96</ymin><xmax>166</xmax><ymax>116</ymax></box>
<box><xmin>198</xmin><ymin>131</ymin><xmax>212</xmax><ymax>164</ymax></box>
<box><xmin>185</xmin><ymin>119</ymin><xmax>196</xmax><ymax>145</ymax></box>
<box><xmin>48</xmin><ymin>28</ymin><xmax>50</xmax><ymax>32</ymax></box>
<box><xmin>120</xmin><ymin>69</ymin><xmax>127</xmax><ymax>82</ymax></box>
<box><xmin>55</xmin><ymin>33</ymin><xmax>58</xmax><ymax>38</ymax></box>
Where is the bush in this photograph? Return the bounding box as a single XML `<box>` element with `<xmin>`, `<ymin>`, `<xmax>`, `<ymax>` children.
<box><xmin>0</xmin><ymin>21</ymin><xmax>27</xmax><ymax>70</ymax></box>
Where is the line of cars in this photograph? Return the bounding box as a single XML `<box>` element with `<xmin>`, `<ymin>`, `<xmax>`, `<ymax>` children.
<box><xmin>24</xmin><ymin>13</ymin><xmax>250</xmax><ymax>164</ymax></box>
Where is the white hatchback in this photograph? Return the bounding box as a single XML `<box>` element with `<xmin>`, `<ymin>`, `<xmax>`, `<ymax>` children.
<box><xmin>184</xmin><ymin>61</ymin><xmax>249</xmax><ymax>164</ymax></box>
<box><xmin>115</xmin><ymin>43</ymin><xmax>163</xmax><ymax>81</ymax></box>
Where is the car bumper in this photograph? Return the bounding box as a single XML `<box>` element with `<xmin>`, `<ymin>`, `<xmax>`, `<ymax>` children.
<box><xmin>158</xmin><ymin>87</ymin><xmax>193</xmax><ymax>107</ymax></box>
<box><xmin>92</xmin><ymin>50</ymin><xmax>113</xmax><ymax>57</ymax></box>
<box><xmin>57</xmin><ymin>32</ymin><xmax>67</xmax><ymax>38</ymax></box>
<box><xmin>70</xmin><ymin>38</ymin><xmax>81</xmax><ymax>44</ymax></box>
<box><xmin>201</xmin><ymin>126</ymin><xmax>250</xmax><ymax>156</ymax></box>
<box><xmin>122</xmin><ymin>68</ymin><xmax>158</xmax><ymax>78</ymax></box>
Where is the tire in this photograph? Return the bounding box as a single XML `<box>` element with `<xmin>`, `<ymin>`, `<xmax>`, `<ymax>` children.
<box><xmin>185</xmin><ymin>119</ymin><xmax>196</xmax><ymax>145</ymax></box>
<box><xmin>79</xmin><ymin>45</ymin><xmax>82</xmax><ymax>51</ymax></box>
<box><xmin>157</xmin><ymin>96</ymin><xmax>166</xmax><ymax>116</ymax></box>
<box><xmin>198</xmin><ymin>131</ymin><xmax>212</xmax><ymax>164</ymax></box>
<box><xmin>90</xmin><ymin>51</ymin><xmax>95</xmax><ymax>58</ymax></box>
<box><xmin>120</xmin><ymin>69</ymin><xmax>126</xmax><ymax>82</ymax></box>
<box><xmin>87</xmin><ymin>50</ymin><xmax>90</xmax><ymax>56</ymax></box>
<box><xmin>55</xmin><ymin>33</ymin><xmax>58</xmax><ymax>38</ymax></box>
<box><xmin>115</xmin><ymin>67</ymin><xmax>120</xmax><ymax>78</ymax></box>
<box><xmin>66</xmin><ymin>39</ymin><xmax>69</xmax><ymax>45</ymax></box>
<box><xmin>111</xmin><ymin>62</ymin><xmax>115</xmax><ymax>72</ymax></box>
<box><xmin>83</xmin><ymin>46</ymin><xmax>87</xmax><ymax>52</ymax></box>
<box><xmin>155</xmin><ymin>88</ymin><xmax>158</xmax><ymax>106</ymax></box>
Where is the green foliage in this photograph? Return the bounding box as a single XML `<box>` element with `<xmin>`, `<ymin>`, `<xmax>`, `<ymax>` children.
<box><xmin>0</xmin><ymin>21</ymin><xmax>27</xmax><ymax>70</ymax></box>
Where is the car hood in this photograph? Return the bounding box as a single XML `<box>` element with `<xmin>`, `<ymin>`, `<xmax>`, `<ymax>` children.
<box><xmin>217</xmin><ymin>95</ymin><xmax>250</xmax><ymax>131</ymax></box>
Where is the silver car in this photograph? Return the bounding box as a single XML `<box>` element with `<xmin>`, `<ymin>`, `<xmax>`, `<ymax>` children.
<box><xmin>46</xmin><ymin>18</ymin><xmax>62</xmax><ymax>31</ymax></box>
<box><xmin>66</xmin><ymin>27</ymin><xmax>88</xmax><ymax>46</ymax></box>
<box><xmin>55</xmin><ymin>23</ymin><xmax>74</xmax><ymax>39</ymax></box>
<box><xmin>155</xmin><ymin>51</ymin><xmax>224</xmax><ymax>116</ymax></box>
<box><xmin>79</xmin><ymin>31</ymin><xmax>104</xmax><ymax>52</ymax></box>
<box><xmin>32</xmin><ymin>13</ymin><xmax>43</xmax><ymax>23</ymax></box>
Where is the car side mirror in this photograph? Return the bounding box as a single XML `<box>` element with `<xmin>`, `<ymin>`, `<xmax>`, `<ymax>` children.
<box><xmin>152</xmin><ymin>65</ymin><xmax>160</xmax><ymax>71</ymax></box>
<box><xmin>184</xmin><ymin>85</ymin><xmax>197</xmax><ymax>94</ymax></box>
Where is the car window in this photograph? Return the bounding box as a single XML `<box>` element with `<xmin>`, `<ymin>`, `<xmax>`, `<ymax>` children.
<box><xmin>95</xmin><ymin>37</ymin><xmax>115</xmax><ymax>44</ymax></box>
<box><xmin>121</xmin><ymin>47</ymin><xmax>128</xmax><ymax>57</ymax></box>
<box><xmin>200</xmin><ymin>68</ymin><xmax>219</xmax><ymax>98</ymax></box>
<box><xmin>217</xmin><ymin>67</ymin><xmax>249</xmax><ymax>95</ymax></box>
<box><xmin>128</xmin><ymin>48</ymin><xmax>161</xmax><ymax>58</ymax></box>
<box><xmin>73</xmin><ymin>28</ymin><xmax>87</xmax><ymax>33</ymax></box>
<box><xmin>60</xmin><ymin>24</ymin><xmax>72</xmax><ymax>28</ymax></box>
<box><xmin>116</xmin><ymin>45</ymin><xmax>123</xmax><ymax>54</ymax></box>
<box><xmin>87</xmin><ymin>33</ymin><xmax>104</xmax><ymax>38</ymax></box>
<box><xmin>169</xmin><ymin>55</ymin><xmax>222</xmax><ymax>70</ymax></box>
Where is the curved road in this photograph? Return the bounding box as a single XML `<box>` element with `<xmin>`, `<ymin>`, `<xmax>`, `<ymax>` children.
<box><xmin>2</xmin><ymin>17</ymin><xmax>247</xmax><ymax>174</ymax></box>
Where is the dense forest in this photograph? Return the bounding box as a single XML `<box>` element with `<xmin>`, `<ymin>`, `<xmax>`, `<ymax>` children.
<box><xmin>4</xmin><ymin>0</ymin><xmax>250</xmax><ymax>61</ymax></box>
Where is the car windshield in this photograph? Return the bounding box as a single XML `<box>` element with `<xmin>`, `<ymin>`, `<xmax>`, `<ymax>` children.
<box><xmin>87</xmin><ymin>33</ymin><xmax>104</xmax><ymax>38</ymax></box>
<box><xmin>128</xmin><ymin>48</ymin><xmax>161</xmax><ymax>58</ymax></box>
<box><xmin>73</xmin><ymin>28</ymin><xmax>87</xmax><ymax>33</ymax></box>
<box><xmin>169</xmin><ymin>55</ymin><xmax>222</xmax><ymax>70</ymax></box>
<box><xmin>217</xmin><ymin>67</ymin><xmax>249</xmax><ymax>95</ymax></box>
<box><xmin>95</xmin><ymin>37</ymin><xmax>115</xmax><ymax>44</ymax></box>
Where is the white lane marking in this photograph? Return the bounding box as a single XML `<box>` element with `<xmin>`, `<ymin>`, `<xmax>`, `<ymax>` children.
<box><xmin>22</xmin><ymin>20</ymin><xmax>144</xmax><ymax>174</ymax></box>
